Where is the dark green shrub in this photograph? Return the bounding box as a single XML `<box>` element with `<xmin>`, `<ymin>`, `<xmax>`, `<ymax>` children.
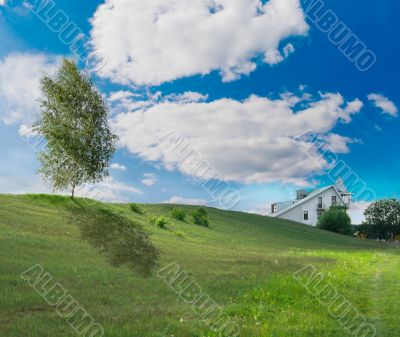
<box><xmin>192</xmin><ymin>207</ymin><xmax>209</xmax><ymax>227</ymax></box>
<box><xmin>129</xmin><ymin>203</ymin><xmax>143</xmax><ymax>214</ymax></box>
<box><xmin>317</xmin><ymin>207</ymin><xmax>353</xmax><ymax>235</ymax></box>
<box><xmin>171</xmin><ymin>207</ymin><xmax>186</xmax><ymax>221</ymax></box>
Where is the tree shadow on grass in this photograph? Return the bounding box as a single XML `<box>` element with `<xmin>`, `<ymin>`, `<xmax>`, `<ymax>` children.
<box><xmin>67</xmin><ymin>204</ymin><xmax>159</xmax><ymax>277</ymax></box>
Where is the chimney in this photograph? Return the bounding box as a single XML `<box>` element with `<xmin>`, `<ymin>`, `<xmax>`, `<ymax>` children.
<box><xmin>296</xmin><ymin>189</ymin><xmax>307</xmax><ymax>200</ymax></box>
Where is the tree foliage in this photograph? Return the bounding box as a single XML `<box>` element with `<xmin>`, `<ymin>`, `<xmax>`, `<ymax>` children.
<box><xmin>359</xmin><ymin>199</ymin><xmax>400</xmax><ymax>240</ymax></box>
<box><xmin>317</xmin><ymin>207</ymin><xmax>353</xmax><ymax>235</ymax></box>
<box><xmin>34</xmin><ymin>59</ymin><xmax>118</xmax><ymax>198</ymax></box>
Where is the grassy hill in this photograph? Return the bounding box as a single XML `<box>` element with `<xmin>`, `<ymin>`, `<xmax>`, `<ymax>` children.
<box><xmin>0</xmin><ymin>194</ymin><xmax>399</xmax><ymax>337</ymax></box>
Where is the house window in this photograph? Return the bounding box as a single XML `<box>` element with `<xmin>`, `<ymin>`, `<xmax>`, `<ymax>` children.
<box><xmin>271</xmin><ymin>204</ymin><xmax>277</xmax><ymax>213</ymax></box>
<box><xmin>318</xmin><ymin>197</ymin><xmax>323</xmax><ymax>208</ymax></box>
<box><xmin>332</xmin><ymin>196</ymin><xmax>337</xmax><ymax>205</ymax></box>
<box><xmin>317</xmin><ymin>209</ymin><xmax>324</xmax><ymax>220</ymax></box>
<box><xmin>304</xmin><ymin>211</ymin><xmax>309</xmax><ymax>221</ymax></box>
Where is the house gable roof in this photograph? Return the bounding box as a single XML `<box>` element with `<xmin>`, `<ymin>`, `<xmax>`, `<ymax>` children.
<box><xmin>271</xmin><ymin>185</ymin><xmax>346</xmax><ymax>217</ymax></box>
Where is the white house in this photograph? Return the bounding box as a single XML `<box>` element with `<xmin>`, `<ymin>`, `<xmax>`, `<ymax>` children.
<box><xmin>270</xmin><ymin>179</ymin><xmax>352</xmax><ymax>226</ymax></box>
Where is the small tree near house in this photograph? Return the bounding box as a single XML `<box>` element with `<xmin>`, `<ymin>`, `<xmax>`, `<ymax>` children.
<box><xmin>317</xmin><ymin>206</ymin><xmax>353</xmax><ymax>235</ymax></box>
<box><xmin>34</xmin><ymin>59</ymin><xmax>118</xmax><ymax>198</ymax></box>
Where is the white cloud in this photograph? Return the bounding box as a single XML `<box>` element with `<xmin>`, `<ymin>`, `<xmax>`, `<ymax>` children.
<box><xmin>108</xmin><ymin>89</ymin><xmax>209</xmax><ymax>115</ymax></box>
<box><xmin>367</xmin><ymin>93</ymin><xmax>398</xmax><ymax>117</ymax></box>
<box><xmin>76</xmin><ymin>176</ymin><xmax>142</xmax><ymax>202</ymax></box>
<box><xmin>18</xmin><ymin>124</ymin><xmax>39</xmax><ymax>137</ymax></box>
<box><xmin>283</xmin><ymin>43</ymin><xmax>295</xmax><ymax>58</ymax></box>
<box><xmin>111</xmin><ymin>90</ymin><xmax>363</xmax><ymax>184</ymax></box>
<box><xmin>246</xmin><ymin>206</ymin><xmax>270</xmax><ymax>216</ymax></box>
<box><xmin>164</xmin><ymin>196</ymin><xmax>208</xmax><ymax>206</ymax></box>
<box><xmin>141</xmin><ymin>173</ymin><xmax>157</xmax><ymax>186</ymax></box>
<box><xmin>90</xmin><ymin>0</ymin><xmax>308</xmax><ymax>85</ymax></box>
<box><xmin>348</xmin><ymin>201</ymin><xmax>371</xmax><ymax>225</ymax></box>
<box><xmin>321</xmin><ymin>133</ymin><xmax>358</xmax><ymax>154</ymax></box>
<box><xmin>108</xmin><ymin>90</ymin><xmax>138</xmax><ymax>102</ymax></box>
<box><xmin>0</xmin><ymin>53</ymin><xmax>59</xmax><ymax>124</ymax></box>
<box><xmin>345</xmin><ymin>98</ymin><xmax>364</xmax><ymax>114</ymax></box>
<box><xmin>0</xmin><ymin>167</ymin><xmax>140</xmax><ymax>202</ymax></box>
<box><xmin>264</xmin><ymin>43</ymin><xmax>295</xmax><ymax>65</ymax></box>
<box><xmin>164</xmin><ymin>91</ymin><xmax>209</xmax><ymax>103</ymax></box>
<box><xmin>111</xmin><ymin>163</ymin><xmax>128</xmax><ymax>171</ymax></box>
<box><xmin>0</xmin><ymin>175</ymin><xmax>51</xmax><ymax>195</ymax></box>
<box><xmin>0</xmin><ymin>0</ymin><xmax>5</xmax><ymax>6</ymax></box>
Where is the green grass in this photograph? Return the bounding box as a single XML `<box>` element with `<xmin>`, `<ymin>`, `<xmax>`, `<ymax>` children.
<box><xmin>0</xmin><ymin>194</ymin><xmax>399</xmax><ymax>337</ymax></box>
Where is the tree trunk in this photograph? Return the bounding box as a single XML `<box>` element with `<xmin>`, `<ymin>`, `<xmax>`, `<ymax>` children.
<box><xmin>71</xmin><ymin>185</ymin><xmax>75</xmax><ymax>199</ymax></box>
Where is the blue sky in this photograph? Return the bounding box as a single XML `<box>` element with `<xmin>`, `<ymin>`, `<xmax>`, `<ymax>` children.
<box><xmin>0</xmin><ymin>0</ymin><xmax>398</xmax><ymax>223</ymax></box>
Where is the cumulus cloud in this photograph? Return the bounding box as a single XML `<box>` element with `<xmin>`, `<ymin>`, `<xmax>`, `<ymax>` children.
<box><xmin>141</xmin><ymin>173</ymin><xmax>157</xmax><ymax>186</ymax></box>
<box><xmin>108</xmin><ymin>89</ymin><xmax>209</xmax><ymax>115</ymax></box>
<box><xmin>321</xmin><ymin>133</ymin><xmax>359</xmax><ymax>154</ymax></box>
<box><xmin>367</xmin><ymin>93</ymin><xmax>398</xmax><ymax>117</ymax></box>
<box><xmin>0</xmin><ymin>53</ymin><xmax>59</xmax><ymax>124</ymax></box>
<box><xmin>164</xmin><ymin>91</ymin><xmax>209</xmax><ymax>103</ymax></box>
<box><xmin>164</xmin><ymin>196</ymin><xmax>208</xmax><ymax>206</ymax></box>
<box><xmin>110</xmin><ymin>90</ymin><xmax>363</xmax><ymax>184</ymax></box>
<box><xmin>111</xmin><ymin>163</ymin><xmax>128</xmax><ymax>171</ymax></box>
<box><xmin>76</xmin><ymin>176</ymin><xmax>142</xmax><ymax>202</ymax></box>
<box><xmin>90</xmin><ymin>0</ymin><xmax>308</xmax><ymax>85</ymax></box>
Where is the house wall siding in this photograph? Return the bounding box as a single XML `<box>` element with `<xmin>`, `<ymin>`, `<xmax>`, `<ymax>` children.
<box><xmin>277</xmin><ymin>186</ymin><xmax>345</xmax><ymax>226</ymax></box>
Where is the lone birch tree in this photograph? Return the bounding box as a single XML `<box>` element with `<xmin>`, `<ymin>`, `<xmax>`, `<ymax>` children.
<box><xmin>34</xmin><ymin>59</ymin><xmax>118</xmax><ymax>198</ymax></box>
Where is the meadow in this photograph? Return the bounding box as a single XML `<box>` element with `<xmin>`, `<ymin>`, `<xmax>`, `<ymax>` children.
<box><xmin>0</xmin><ymin>194</ymin><xmax>399</xmax><ymax>337</ymax></box>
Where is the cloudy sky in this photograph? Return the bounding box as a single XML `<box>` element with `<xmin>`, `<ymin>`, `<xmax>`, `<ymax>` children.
<box><xmin>0</xmin><ymin>0</ymin><xmax>399</xmax><ymax>223</ymax></box>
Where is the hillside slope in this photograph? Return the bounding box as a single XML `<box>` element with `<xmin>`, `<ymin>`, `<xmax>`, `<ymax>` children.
<box><xmin>0</xmin><ymin>194</ymin><xmax>398</xmax><ymax>337</ymax></box>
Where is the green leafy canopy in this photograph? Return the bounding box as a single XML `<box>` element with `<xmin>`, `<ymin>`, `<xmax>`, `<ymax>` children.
<box><xmin>33</xmin><ymin>59</ymin><xmax>118</xmax><ymax>197</ymax></box>
<box><xmin>360</xmin><ymin>199</ymin><xmax>400</xmax><ymax>240</ymax></box>
<box><xmin>317</xmin><ymin>207</ymin><xmax>353</xmax><ymax>236</ymax></box>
